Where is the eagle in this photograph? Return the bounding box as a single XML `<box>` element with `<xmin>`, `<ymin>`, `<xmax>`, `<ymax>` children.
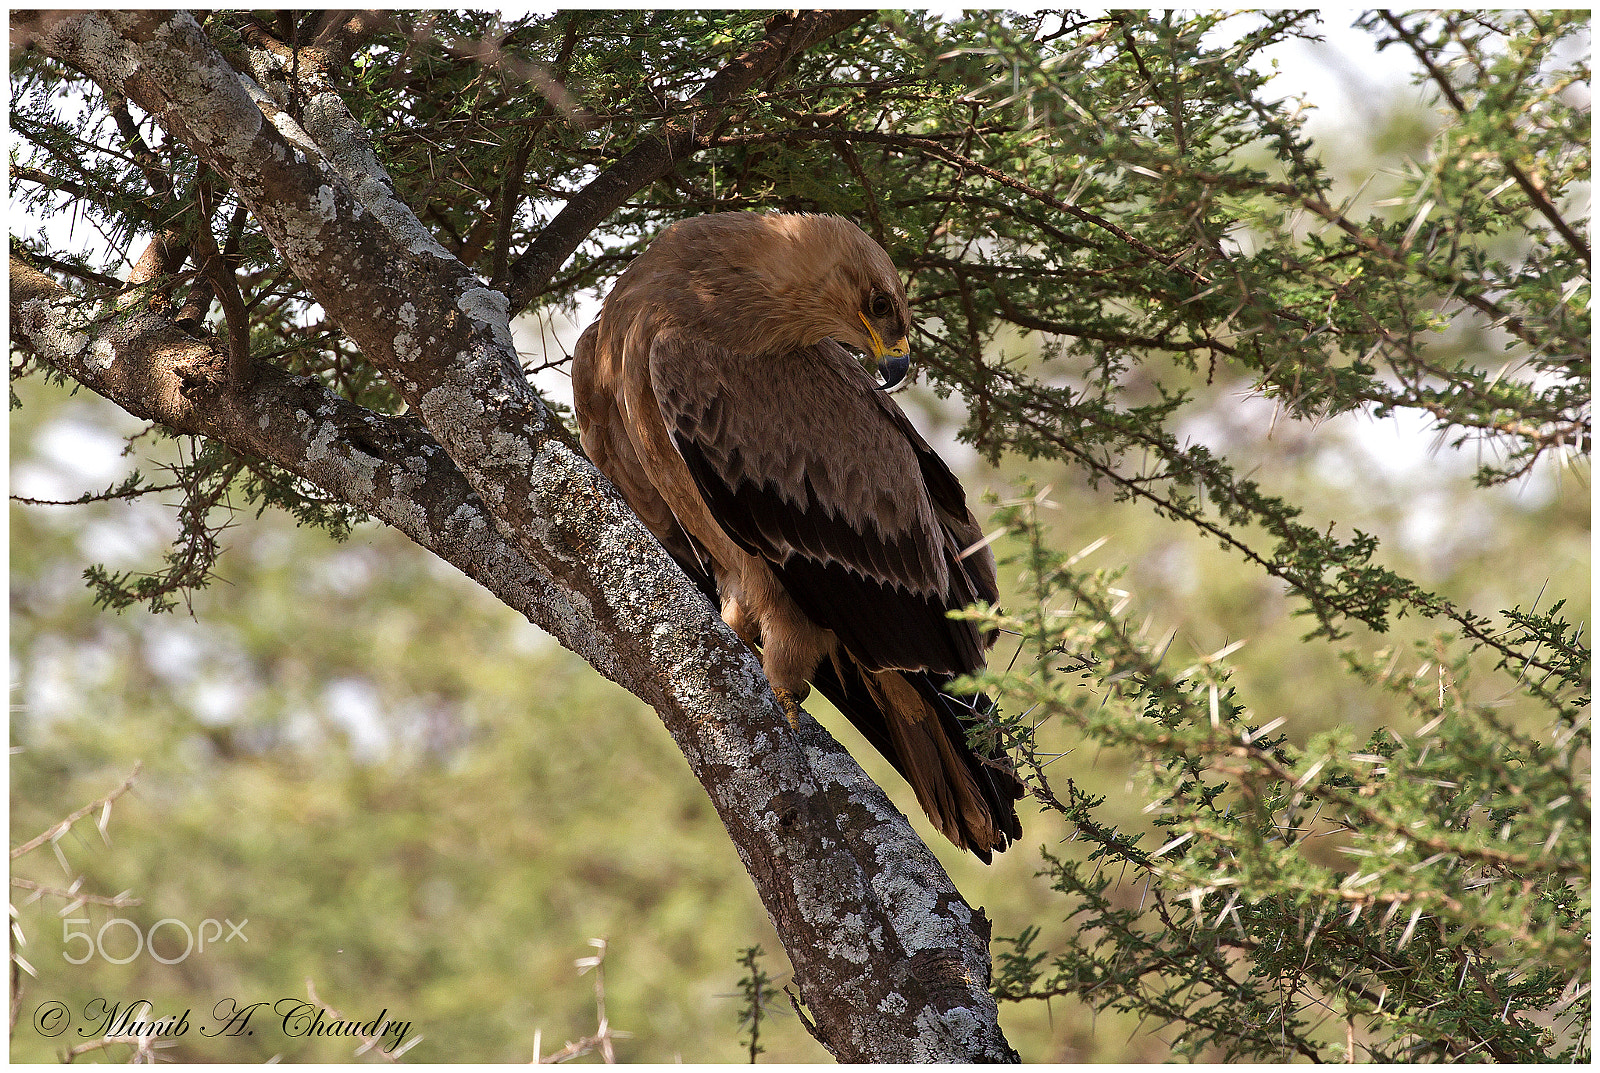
<box><xmin>572</xmin><ymin>212</ymin><xmax>1023</xmax><ymax>860</ymax></box>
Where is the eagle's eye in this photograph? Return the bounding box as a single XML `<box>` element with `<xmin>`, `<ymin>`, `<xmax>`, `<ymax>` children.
<box><xmin>866</xmin><ymin>292</ymin><xmax>893</xmax><ymax>319</ymax></box>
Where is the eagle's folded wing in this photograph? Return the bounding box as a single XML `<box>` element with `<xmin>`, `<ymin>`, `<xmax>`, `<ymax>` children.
<box><xmin>649</xmin><ymin>332</ymin><xmax>992</xmax><ymax>675</ymax></box>
<box><xmin>574</xmin><ymin>322</ymin><xmax>718</xmax><ymax>599</ymax></box>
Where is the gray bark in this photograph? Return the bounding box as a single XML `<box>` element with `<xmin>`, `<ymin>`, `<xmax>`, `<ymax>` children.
<box><xmin>11</xmin><ymin>10</ymin><xmax>1016</xmax><ymax>1061</ymax></box>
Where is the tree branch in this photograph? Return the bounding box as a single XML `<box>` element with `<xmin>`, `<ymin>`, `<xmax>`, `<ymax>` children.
<box><xmin>191</xmin><ymin>176</ymin><xmax>253</xmax><ymax>383</ymax></box>
<box><xmin>11</xmin><ymin>162</ymin><xmax>96</xmax><ymax>200</ymax></box>
<box><xmin>1378</xmin><ymin>11</ymin><xmax>1591</xmax><ymax>266</ymax></box>
<box><xmin>503</xmin><ymin>9</ymin><xmax>872</xmax><ymax>313</ymax></box>
<box><xmin>10</xmin><ymin>761</ymin><xmax>143</xmax><ymax>861</ymax></box>
<box><xmin>10</xmin><ymin>246</ymin><xmax>126</xmax><ymax>291</ymax></box>
<box><xmin>310</xmin><ymin>10</ymin><xmax>388</xmax><ymax>70</ymax></box>
<box><xmin>11</xmin><ymin>253</ymin><xmax>615</xmax><ymax>678</ymax></box>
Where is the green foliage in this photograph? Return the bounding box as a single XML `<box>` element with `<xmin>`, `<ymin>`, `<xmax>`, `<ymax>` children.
<box><xmin>59</xmin><ymin>434</ymin><xmax>361</xmax><ymax>615</ymax></box>
<box><xmin>972</xmin><ymin>491</ymin><xmax>1587</xmax><ymax>1061</ymax></box>
<box><xmin>11</xmin><ymin>7</ymin><xmax>1589</xmax><ymax>1063</ymax></box>
<box><xmin>733</xmin><ymin>945</ymin><xmax>779</xmax><ymax>1062</ymax></box>
<box><xmin>898</xmin><ymin>13</ymin><xmax>1586</xmax><ymax>1058</ymax></box>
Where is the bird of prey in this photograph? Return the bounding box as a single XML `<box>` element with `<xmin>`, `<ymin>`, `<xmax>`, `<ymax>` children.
<box><xmin>572</xmin><ymin>212</ymin><xmax>1023</xmax><ymax>860</ymax></box>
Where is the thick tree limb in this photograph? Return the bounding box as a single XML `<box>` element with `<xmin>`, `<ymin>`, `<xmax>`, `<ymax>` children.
<box><xmin>15</xmin><ymin>11</ymin><xmax>1015</xmax><ymax>1060</ymax></box>
<box><xmin>12</xmin><ymin>253</ymin><xmax>616</xmax><ymax>687</ymax></box>
<box><xmin>12</xmin><ymin>250</ymin><xmax>1016</xmax><ymax>1061</ymax></box>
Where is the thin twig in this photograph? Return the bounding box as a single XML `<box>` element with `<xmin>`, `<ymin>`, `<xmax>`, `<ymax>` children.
<box><xmin>11</xmin><ymin>763</ymin><xmax>142</xmax><ymax>861</ymax></box>
<box><xmin>1378</xmin><ymin>12</ymin><xmax>1589</xmax><ymax>265</ymax></box>
<box><xmin>10</xmin><ymin>877</ymin><xmax>142</xmax><ymax>908</ymax></box>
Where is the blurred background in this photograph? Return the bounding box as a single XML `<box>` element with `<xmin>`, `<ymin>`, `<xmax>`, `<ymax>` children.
<box><xmin>10</xmin><ymin>14</ymin><xmax>1588</xmax><ymax>1063</ymax></box>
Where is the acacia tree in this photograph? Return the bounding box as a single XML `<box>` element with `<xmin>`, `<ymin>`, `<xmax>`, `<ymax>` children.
<box><xmin>10</xmin><ymin>9</ymin><xmax>1588</xmax><ymax>1062</ymax></box>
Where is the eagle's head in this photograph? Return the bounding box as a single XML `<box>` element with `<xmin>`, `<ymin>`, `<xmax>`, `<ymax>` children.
<box><xmin>816</xmin><ymin>218</ymin><xmax>913</xmax><ymax>389</ymax></box>
<box><xmin>650</xmin><ymin>212</ymin><xmax>914</xmax><ymax>387</ymax></box>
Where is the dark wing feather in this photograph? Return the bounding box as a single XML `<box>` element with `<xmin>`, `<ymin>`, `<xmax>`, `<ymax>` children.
<box><xmin>873</xmin><ymin>400</ymin><xmax>1001</xmax><ymax>607</ymax></box>
<box><xmin>651</xmin><ymin>333</ymin><xmax>990</xmax><ymax>675</ymax></box>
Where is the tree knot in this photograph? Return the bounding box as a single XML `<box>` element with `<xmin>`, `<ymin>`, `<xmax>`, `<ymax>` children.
<box><xmin>905</xmin><ymin>948</ymin><xmax>976</xmax><ymax>1012</ymax></box>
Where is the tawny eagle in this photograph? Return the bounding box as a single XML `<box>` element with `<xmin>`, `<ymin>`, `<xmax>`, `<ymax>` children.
<box><xmin>573</xmin><ymin>212</ymin><xmax>1023</xmax><ymax>860</ymax></box>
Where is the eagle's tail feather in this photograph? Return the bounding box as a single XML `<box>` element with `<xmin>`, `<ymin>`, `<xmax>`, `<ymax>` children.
<box><xmin>902</xmin><ymin>670</ymin><xmax>1025</xmax><ymax>859</ymax></box>
<box><xmin>809</xmin><ymin>654</ymin><xmax>1024</xmax><ymax>861</ymax></box>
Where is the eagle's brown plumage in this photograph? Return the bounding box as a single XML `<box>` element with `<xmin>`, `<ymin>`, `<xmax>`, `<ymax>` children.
<box><xmin>573</xmin><ymin>212</ymin><xmax>1023</xmax><ymax>860</ymax></box>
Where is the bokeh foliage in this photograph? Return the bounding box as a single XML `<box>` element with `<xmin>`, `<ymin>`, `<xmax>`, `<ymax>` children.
<box><xmin>12</xmin><ymin>9</ymin><xmax>1589</xmax><ymax>1062</ymax></box>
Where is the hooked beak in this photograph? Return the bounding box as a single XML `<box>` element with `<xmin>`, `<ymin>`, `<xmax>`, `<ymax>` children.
<box><xmin>877</xmin><ymin>351</ymin><xmax>910</xmax><ymax>390</ymax></box>
<box><xmin>859</xmin><ymin>312</ymin><xmax>911</xmax><ymax>390</ymax></box>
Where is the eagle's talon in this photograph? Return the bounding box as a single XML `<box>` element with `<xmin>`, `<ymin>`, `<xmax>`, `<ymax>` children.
<box><xmin>773</xmin><ymin>686</ymin><xmax>803</xmax><ymax>731</ymax></box>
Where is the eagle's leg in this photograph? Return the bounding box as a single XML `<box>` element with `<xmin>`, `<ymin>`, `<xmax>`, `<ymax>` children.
<box><xmin>722</xmin><ymin>601</ymin><xmax>805</xmax><ymax>729</ymax></box>
<box><xmin>723</xmin><ymin>570</ymin><xmax>829</xmax><ymax>733</ymax></box>
<box><xmin>772</xmin><ymin>686</ymin><xmax>806</xmax><ymax>731</ymax></box>
<box><xmin>759</xmin><ymin>626</ymin><xmax>828</xmax><ymax>734</ymax></box>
